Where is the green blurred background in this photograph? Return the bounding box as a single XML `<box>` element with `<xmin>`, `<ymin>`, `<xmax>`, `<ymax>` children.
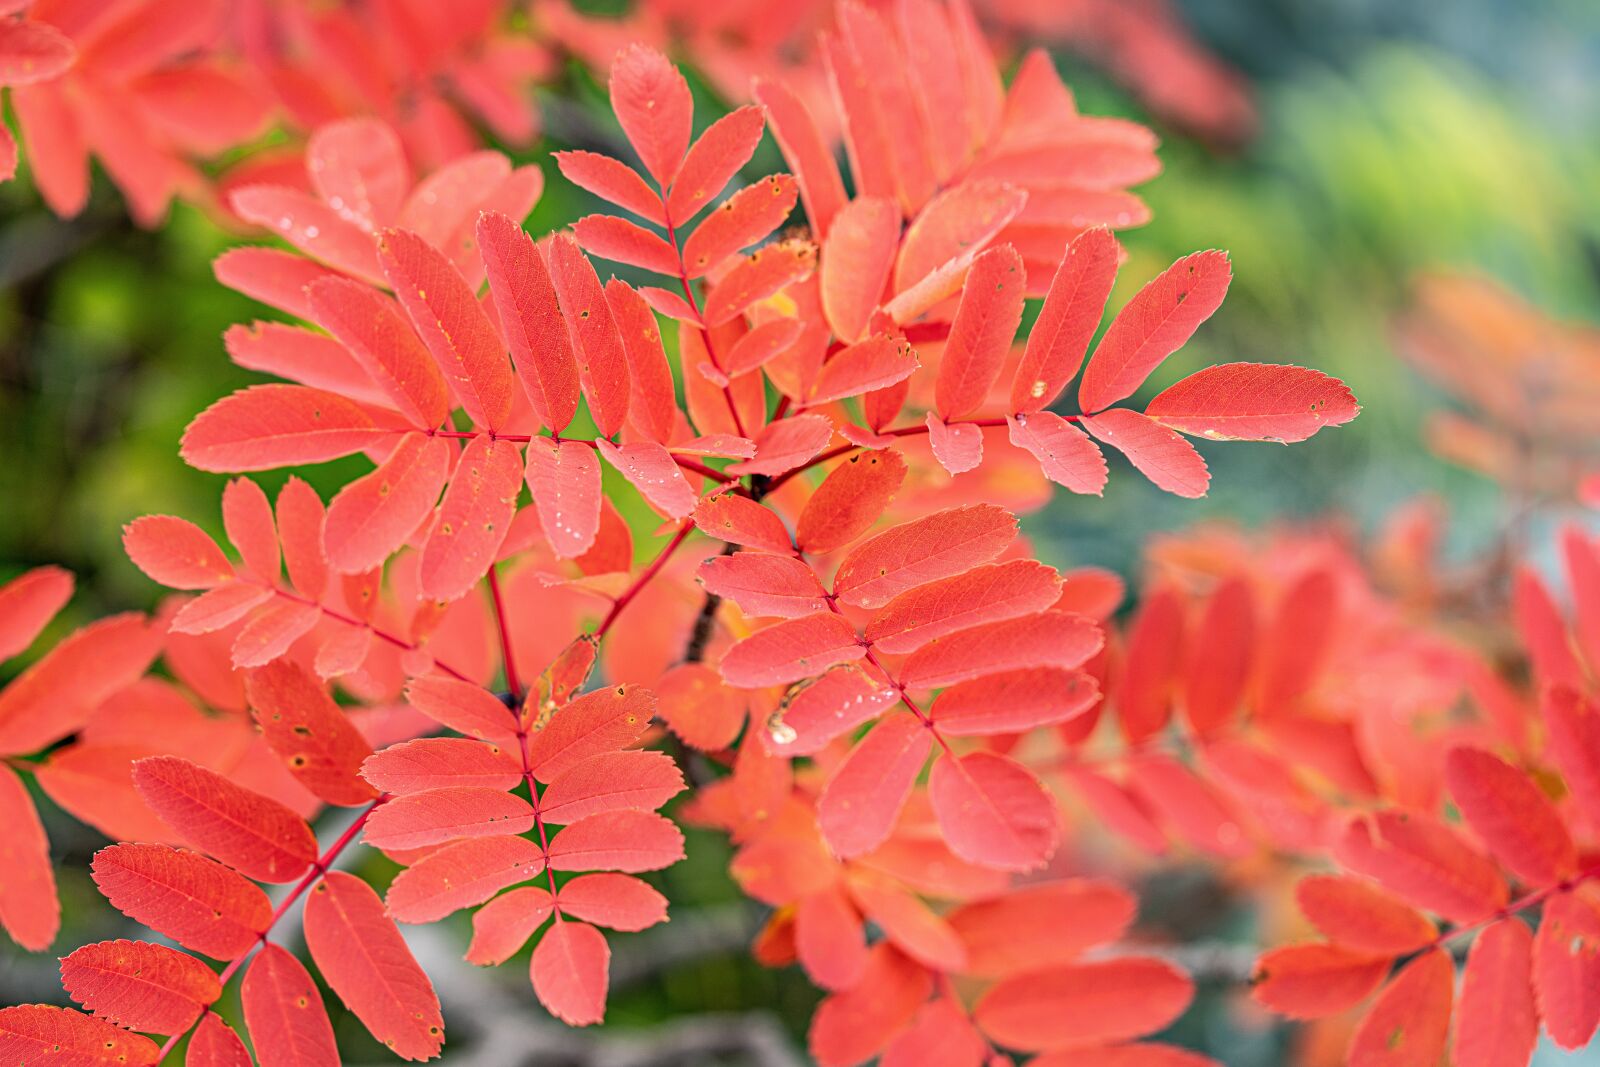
<box><xmin>3</xmin><ymin>0</ymin><xmax>1599</xmax><ymax>1062</ymax></box>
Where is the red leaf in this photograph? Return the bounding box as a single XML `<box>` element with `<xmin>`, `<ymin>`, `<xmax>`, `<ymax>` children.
<box><xmin>1181</xmin><ymin>577</ymin><xmax>1254</xmax><ymax>735</ymax></box>
<box><xmin>935</xmin><ymin>244</ymin><xmax>1026</xmax><ymax>420</ymax></box>
<box><xmin>405</xmin><ymin>676</ymin><xmax>518</xmax><ymax>746</ymax></box>
<box><xmin>1078</xmin><ymin>250</ymin><xmax>1232</xmax><ymax>413</ymax></box>
<box><xmin>1126</xmin><ymin>754</ymin><xmax>1249</xmax><ymax>858</ymax></box>
<box><xmin>466</xmin><ymin>886</ymin><xmax>553</xmax><ymax>965</ymax></box>
<box><xmin>682</xmin><ymin>175</ymin><xmax>798</xmax><ymax>277</ymax></box>
<box><xmin>1515</xmin><ymin>566</ymin><xmax>1583</xmax><ymax>689</ymax></box>
<box><xmin>1294</xmin><ymin>875</ymin><xmax>1436</xmax><ymax>956</ymax></box>
<box><xmin>949</xmin><ymin>879</ymin><xmax>1135</xmax><ymax>978</ymax></box>
<box><xmin>531</xmin><ymin>919</ymin><xmax>610</xmax><ymax>1026</ymax></box>
<box><xmin>557</xmin><ymin>873</ymin><xmax>668</xmax><ymax>932</ymax></box>
<box><xmin>246</xmin><ymin>659</ymin><xmax>375</xmax><ymax>805</ymax></box>
<box><xmin>866</xmin><ymin>559</ymin><xmax>1063</xmax><ymax>654</ymax></box>
<box><xmin>0</xmin><ymin>764</ymin><xmax>56</xmax><ymax>950</ymax></box>
<box><xmin>546</xmin><ymin>232</ymin><xmax>631</xmax><ymax>436</ymax></box>
<box><xmin>895</xmin><ymin>180</ymin><xmax>1027</xmax><ymax>295</ymax></box>
<box><xmin>795</xmin><ymin>449</ymin><xmax>907</xmax><ymax>555</ymax></box>
<box><xmin>547</xmin><ymin>810</ymin><xmax>684</xmax><ymax>872</ymax></box>
<box><xmin>525</xmin><ymin>684</ymin><xmax>655</xmax><ymax>783</ymax></box>
<box><xmin>974</xmin><ymin>957</ymin><xmax>1194</xmax><ymax>1051</ymax></box>
<box><xmin>1146</xmin><ymin>363</ymin><xmax>1359</xmax><ymax>442</ymax></box>
<box><xmin>702</xmin><ymin>239</ymin><xmax>817</xmax><ymax>326</ymax></box>
<box><xmin>123</xmin><ymin>516</ymin><xmax>234</xmax><ymax>591</ymax></box>
<box><xmin>932</xmin><ymin>667</ymin><xmax>1097</xmax><ymax>734</ymax></box>
<box><xmin>230</xmin><ymin>598</ymin><xmax>320</xmax><ymax>669</ymax></box>
<box><xmin>752</xmin><ymin>77</ymin><xmax>847</xmax><ymax>238</ymax></box>
<box><xmin>766</xmin><ymin>664</ymin><xmax>899</xmax><ymax>757</ymax></box>
<box><xmin>847</xmin><ymin>872</ymin><xmax>966</xmax><ymax>972</ymax></box>
<box><xmin>1083</xmin><ymin>408</ymin><xmax>1210</xmax><ymax>498</ymax></box>
<box><xmin>926</xmin><ymin>414</ymin><xmax>984</xmax><ymax>475</ymax></box>
<box><xmin>305</xmin><ymin>118</ymin><xmax>405</xmax><ymax>230</ymax></box>
<box><xmin>1118</xmin><ymin>586</ymin><xmax>1185</xmax><ymax>744</ymax></box>
<box><xmin>363</xmin><ymin>787</ymin><xmax>534</xmax><ymax>852</ymax></box>
<box><xmin>667</xmin><ymin>104</ymin><xmax>766</xmax><ymax>223</ymax></box>
<box><xmin>655</xmin><ymin>662</ymin><xmax>747</xmax><ymax>750</ymax></box>
<box><xmin>809</xmin><ymin>945</ymin><xmax>932</xmax><ymax>1067</ymax></box>
<box><xmin>1251</xmin><ymin>943</ymin><xmax>1390</xmax><ymax>1018</ymax></box>
<box><xmin>608</xmin><ymin>45</ymin><xmax>692</xmax><ymax>187</ymax></box>
<box><xmin>1455</xmin><ymin>918</ymin><xmax>1537</xmax><ymax>1067</ymax></box>
<box><xmin>1032</xmin><ymin>1045</ymin><xmax>1221</xmax><ymax>1067</ymax></box>
<box><xmin>728</xmin><ymin>413</ymin><xmax>834</xmax><ymax>477</ymax></box>
<box><xmin>240</xmin><ymin>944</ymin><xmax>339</xmax><ymax>1067</ymax></box>
<box><xmin>213</xmin><ymin>247</ymin><xmax>340</xmax><ymax>321</ymax></box>
<box><xmin>478</xmin><ymin>211</ymin><xmax>582</xmax><ymax>433</ymax></box>
<box><xmin>379</xmin><ymin>228</ymin><xmax>515</xmax><ymax>432</ymax></box>
<box><xmin>1007</xmin><ymin>412</ymin><xmax>1108</xmax><ymax>494</ymax></box>
<box><xmin>1533</xmin><ymin>887</ymin><xmax>1600</xmax><ymax>1048</ymax></box>
<box><xmin>0</xmin><ymin>1005</ymin><xmax>159</xmax><ymax>1066</ymax></box>
<box><xmin>181</xmin><ymin>385</ymin><xmax>391</xmax><ymax>473</ymax></box>
<box><xmin>1542</xmin><ymin>684</ymin><xmax>1600</xmax><ymax>828</ymax></box>
<box><xmin>818</xmin><ymin>715</ymin><xmax>931</xmax><ymax>858</ymax></box>
<box><xmin>188</xmin><ymin>1011</ymin><xmax>251</xmax><ymax>1067</ymax></box>
<box><xmin>0</xmin><ymin>565</ymin><xmax>72</xmax><ymax>661</ymax></box>
<box><xmin>386</xmin><ymin>836</ymin><xmax>547</xmax><ymax>924</ymax></box>
<box><xmin>1336</xmin><ymin>812</ymin><xmax>1508</xmax><ymax>924</ymax></box>
<box><xmin>0</xmin><ymin>21</ymin><xmax>76</xmax><ymax>85</ymax></box>
<box><xmin>306</xmin><ymin>278</ymin><xmax>451</xmax><ymax>430</ymax></box>
<box><xmin>303</xmin><ymin>872</ymin><xmax>444</xmax><ymax>1061</ymax></box>
<box><xmin>60</xmin><ymin>939</ymin><xmax>219</xmax><ymax>1034</ymax></box>
<box><xmin>833</xmin><ymin>503</ymin><xmax>1017</xmax><ymax>609</ymax></box>
<box><xmin>795</xmin><ymin>887</ymin><xmax>868</xmax><ymax>991</ymax></box>
<box><xmin>573</xmin><ymin>213</ymin><xmax>679</xmax><ymax>274</ymax></box>
<box><xmin>903</xmin><ymin>610</ymin><xmax>1102</xmax><ymax>690</ymax></box>
<box><xmin>538</xmin><ymin>750</ymin><xmax>685</xmax><ymax>824</ymax></box>
<box><xmin>719</xmin><ymin>612</ymin><xmax>865</xmax><ymax>688</ymax></box>
<box><xmin>361</xmin><ymin>738</ymin><xmax>521</xmax><ymax>795</ymax></box>
<box><xmin>698</xmin><ymin>552</ymin><xmax>830</xmax><ymax>619</ymax></box>
<box><xmin>231</xmin><ymin>185</ymin><xmax>382</xmax><ymax>284</ymax></box>
<box><xmin>929</xmin><ymin>751</ymin><xmax>1059</xmax><ymax>871</ymax></box>
<box><xmin>604</xmin><ymin>279</ymin><xmax>679</xmax><ymax>444</ymax></box>
<box><xmin>813</xmin><ymin>335</ymin><xmax>920</xmax><ymax>405</ymax></box>
<box><xmin>1445</xmin><ymin>745</ymin><xmax>1576</xmax><ymax>886</ymax></box>
<box><xmin>1011</xmin><ymin>228</ymin><xmax>1121</xmax><ymax>413</ymax></box>
<box><xmin>324</xmin><ymin>432</ymin><xmax>450</xmax><ymax>573</ymax></box>
<box><xmin>1348</xmin><ymin>948</ymin><xmax>1453</xmax><ymax>1067</ymax></box>
<box><xmin>222</xmin><ymin>478</ymin><xmax>278</xmax><ymax>585</ymax></box>
<box><xmin>695</xmin><ymin>493</ymin><xmax>794</xmax><ymax>554</ymax></box>
<box><xmin>555</xmin><ymin>151</ymin><xmax>665</xmax><ymax>225</ymax></box>
<box><xmin>524</xmin><ymin>436</ymin><xmax>603</xmax><ymax>559</ymax></box>
<box><xmin>223</xmin><ymin>321</ymin><xmax>384</xmax><ymax>407</ymax></box>
<box><xmin>0</xmin><ymin>612</ymin><xmax>159</xmax><ymax>754</ymax></box>
<box><xmin>596</xmin><ymin>439</ymin><xmax>696</xmax><ymax>518</ymax></box>
<box><xmin>881</xmin><ymin>999</ymin><xmax>988</xmax><ymax>1067</ymax></box>
<box><xmin>821</xmin><ymin>197</ymin><xmax>899</xmax><ymax>342</ymax></box>
<box><xmin>91</xmin><ymin>844</ymin><xmax>270</xmax><ymax>961</ymax></box>
<box><xmin>420</xmin><ymin>434</ymin><xmax>523</xmax><ymax>601</ymax></box>
<box><xmin>131</xmin><ymin>756</ymin><xmax>317</xmax><ymax>883</ymax></box>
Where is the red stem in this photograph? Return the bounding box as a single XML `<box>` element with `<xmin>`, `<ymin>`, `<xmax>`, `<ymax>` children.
<box><xmin>595</xmin><ymin>522</ymin><xmax>695</xmax><ymax>638</ymax></box>
<box><xmin>268</xmin><ymin>586</ymin><xmax>475</xmax><ymax>684</ymax></box>
<box><xmin>1429</xmin><ymin>863</ymin><xmax>1600</xmax><ymax>953</ymax></box>
<box><xmin>486</xmin><ymin>564</ymin><xmax>521</xmax><ymax>702</ymax></box>
<box><xmin>426</xmin><ymin>429</ymin><xmax>736</xmax><ymax>486</ymax></box>
<box><xmin>157</xmin><ymin>798</ymin><xmax>387</xmax><ymax>1060</ymax></box>
<box><xmin>821</xmin><ymin>593</ymin><xmax>952</xmax><ymax>757</ymax></box>
<box><xmin>764</xmin><ymin>415</ymin><xmax>1032</xmax><ymax>492</ymax></box>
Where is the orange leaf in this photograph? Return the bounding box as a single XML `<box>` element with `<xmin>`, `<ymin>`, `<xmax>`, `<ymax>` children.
<box><xmin>1347</xmin><ymin>948</ymin><xmax>1453</xmax><ymax>1067</ymax></box>
<box><xmin>974</xmin><ymin>956</ymin><xmax>1193</xmax><ymax>1051</ymax></box>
